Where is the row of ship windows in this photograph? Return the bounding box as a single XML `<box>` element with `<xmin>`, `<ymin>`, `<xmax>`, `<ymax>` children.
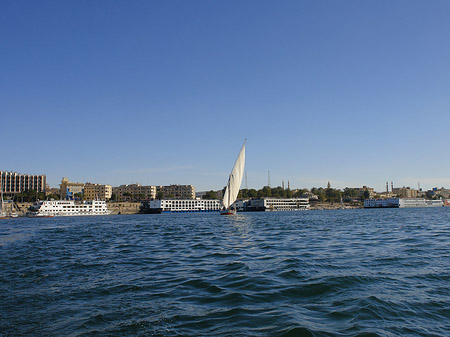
<box><xmin>167</xmin><ymin>201</ymin><xmax>219</xmax><ymax>205</ymax></box>
<box><xmin>170</xmin><ymin>206</ymin><xmax>221</xmax><ymax>208</ymax></box>
<box><xmin>45</xmin><ymin>206</ymin><xmax>103</xmax><ymax>208</ymax></box>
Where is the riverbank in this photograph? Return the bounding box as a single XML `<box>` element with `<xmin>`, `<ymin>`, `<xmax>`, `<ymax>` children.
<box><xmin>309</xmin><ymin>202</ymin><xmax>363</xmax><ymax>210</ymax></box>
<box><xmin>9</xmin><ymin>201</ymin><xmax>362</xmax><ymax>217</ymax></box>
<box><xmin>9</xmin><ymin>202</ymin><xmax>141</xmax><ymax>216</ymax></box>
<box><xmin>107</xmin><ymin>202</ymin><xmax>140</xmax><ymax>214</ymax></box>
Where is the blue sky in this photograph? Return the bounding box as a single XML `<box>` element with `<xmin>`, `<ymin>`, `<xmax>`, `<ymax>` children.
<box><xmin>1</xmin><ymin>0</ymin><xmax>450</xmax><ymax>192</ymax></box>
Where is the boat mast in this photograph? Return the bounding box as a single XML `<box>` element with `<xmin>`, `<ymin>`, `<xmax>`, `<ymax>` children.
<box><xmin>227</xmin><ymin>175</ymin><xmax>231</xmax><ymax>210</ymax></box>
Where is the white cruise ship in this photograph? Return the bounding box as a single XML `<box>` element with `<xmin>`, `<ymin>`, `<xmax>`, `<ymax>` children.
<box><xmin>364</xmin><ymin>198</ymin><xmax>444</xmax><ymax>208</ymax></box>
<box><xmin>140</xmin><ymin>199</ymin><xmax>222</xmax><ymax>214</ymax></box>
<box><xmin>243</xmin><ymin>198</ymin><xmax>310</xmax><ymax>211</ymax></box>
<box><xmin>27</xmin><ymin>200</ymin><xmax>111</xmax><ymax>217</ymax></box>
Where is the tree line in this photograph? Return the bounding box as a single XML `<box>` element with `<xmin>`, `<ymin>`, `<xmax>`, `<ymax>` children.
<box><xmin>202</xmin><ymin>186</ymin><xmax>371</xmax><ymax>203</ymax></box>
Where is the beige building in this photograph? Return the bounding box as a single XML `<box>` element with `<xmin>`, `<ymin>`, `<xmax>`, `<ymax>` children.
<box><xmin>353</xmin><ymin>186</ymin><xmax>376</xmax><ymax>199</ymax></box>
<box><xmin>112</xmin><ymin>184</ymin><xmax>156</xmax><ymax>201</ymax></box>
<box><xmin>84</xmin><ymin>183</ymin><xmax>112</xmax><ymax>200</ymax></box>
<box><xmin>157</xmin><ymin>184</ymin><xmax>195</xmax><ymax>199</ymax></box>
<box><xmin>433</xmin><ymin>187</ymin><xmax>450</xmax><ymax>198</ymax></box>
<box><xmin>392</xmin><ymin>187</ymin><xmax>418</xmax><ymax>198</ymax></box>
<box><xmin>0</xmin><ymin>171</ymin><xmax>46</xmax><ymax>196</ymax></box>
<box><xmin>112</xmin><ymin>184</ymin><xmax>195</xmax><ymax>201</ymax></box>
<box><xmin>46</xmin><ymin>187</ymin><xmax>61</xmax><ymax>197</ymax></box>
<box><xmin>60</xmin><ymin>177</ymin><xmax>84</xmax><ymax>200</ymax></box>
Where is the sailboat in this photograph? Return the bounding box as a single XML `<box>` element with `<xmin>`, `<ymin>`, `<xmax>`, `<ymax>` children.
<box><xmin>221</xmin><ymin>140</ymin><xmax>246</xmax><ymax>215</ymax></box>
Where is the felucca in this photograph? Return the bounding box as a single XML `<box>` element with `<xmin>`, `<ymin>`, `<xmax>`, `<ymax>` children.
<box><xmin>221</xmin><ymin>140</ymin><xmax>246</xmax><ymax>215</ymax></box>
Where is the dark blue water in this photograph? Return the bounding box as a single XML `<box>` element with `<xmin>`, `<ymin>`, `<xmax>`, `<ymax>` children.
<box><xmin>1</xmin><ymin>208</ymin><xmax>449</xmax><ymax>336</ymax></box>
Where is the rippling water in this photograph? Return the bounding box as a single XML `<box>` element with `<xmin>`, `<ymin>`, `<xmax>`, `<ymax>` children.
<box><xmin>1</xmin><ymin>208</ymin><xmax>449</xmax><ymax>336</ymax></box>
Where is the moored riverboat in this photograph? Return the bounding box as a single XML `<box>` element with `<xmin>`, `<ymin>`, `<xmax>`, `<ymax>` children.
<box><xmin>27</xmin><ymin>200</ymin><xmax>111</xmax><ymax>217</ymax></box>
<box><xmin>364</xmin><ymin>198</ymin><xmax>444</xmax><ymax>208</ymax></box>
<box><xmin>140</xmin><ymin>199</ymin><xmax>222</xmax><ymax>214</ymax></box>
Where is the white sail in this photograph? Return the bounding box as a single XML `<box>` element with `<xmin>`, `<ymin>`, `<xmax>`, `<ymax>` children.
<box><xmin>222</xmin><ymin>141</ymin><xmax>246</xmax><ymax>209</ymax></box>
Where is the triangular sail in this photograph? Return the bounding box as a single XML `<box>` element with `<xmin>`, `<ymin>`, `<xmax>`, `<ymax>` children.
<box><xmin>222</xmin><ymin>141</ymin><xmax>246</xmax><ymax>209</ymax></box>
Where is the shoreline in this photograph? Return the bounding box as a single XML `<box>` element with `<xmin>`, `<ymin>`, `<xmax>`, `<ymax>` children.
<box><xmin>5</xmin><ymin>200</ymin><xmax>394</xmax><ymax>217</ymax></box>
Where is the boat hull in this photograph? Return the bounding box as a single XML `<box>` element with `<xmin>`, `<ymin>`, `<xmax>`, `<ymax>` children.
<box><xmin>27</xmin><ymin>200</ymin><xmax>111</xmax><ymax>217</ymax></box>
<box><xmin>220</xmin><ymin>209</ymin><xmax>236</xmax><ymax>215</ymax></box>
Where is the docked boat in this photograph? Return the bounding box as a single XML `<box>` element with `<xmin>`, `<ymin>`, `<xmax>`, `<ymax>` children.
<box><xmin>140</xmin><ymin>199</ymin><xmax>222</xmax><ymax>214</ymax></box>
<box><xmin>221</xmin><ymin>140</ymin><xmax>246</xmax><ymax>215</ymax></box>
<box><xmin>364</xmin><ymin>198</ymin><xmax>444</xmax><ymax>208</ymax></box>
<box><xmin>27</xmin><ymin>200</ymin><xmax>111</xmax><ymax>217</ymax></box>
<box><xmin>240</xmin><ymin>198</ymin><xmax>310</xmax><ymax>211</ymax></box>
<box><xmin>0</xmin><ymin>187</ymin><xmax>9</xmax><ymax>219</ymax></box>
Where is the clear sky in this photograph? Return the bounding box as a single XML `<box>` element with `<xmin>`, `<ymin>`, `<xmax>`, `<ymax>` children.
<box><xmin>1</xmin><ymin>0</ymin><xmax>450</xmax><ymax>192</ymax></box>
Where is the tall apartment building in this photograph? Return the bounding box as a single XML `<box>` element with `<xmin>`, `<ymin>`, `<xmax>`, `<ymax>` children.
<box><xmin>84</xmin><ymin>183</ymin><xmax>112</xmax><ymax>200</ymax></box>
<box><xmin>112</xmin><ymin>184</ymin><xmax>156</xmax><ymax>201</ymax></box>
<box><xmin>0</xmin><ymin>171</ymin><xmax>46</xmax><ymax>195</ymax></box>
<box><xmin>60</xmin><ymin>177</ymin><xmax>85</xmax><ymax>200</ymax></box>
<box><xmin>157</xmin><ymin>185</ymin><xmax>195</xmax><ymax>199</ymax></box>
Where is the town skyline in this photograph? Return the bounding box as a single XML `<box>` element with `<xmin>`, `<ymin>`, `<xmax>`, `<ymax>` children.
<box><xmin>2</xmin><ymin>1</ymin><xmax>450</xmax><ymax>192</ymax></box>
<box><xmin>1</xmin><ymin>169</ymin><xmax>448</xmax><ymax>195</ymax></box>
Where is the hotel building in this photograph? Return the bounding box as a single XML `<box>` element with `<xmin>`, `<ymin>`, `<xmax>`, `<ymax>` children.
<box><xmin>392</xmin><ymin>187</ymin><xmax>418</xmax><ymax>198</ymax></box>
<box><xmin>59</xmin><ymin>177</ymin><xmax>85</xmax><ymax>200</ymax></box>
<box><xmin>157</xmin><ymin>184</ymin><xmax>195</xmax><ymax>199</ymax></box>
<box><xmin>0</xmin><ymin>171</ymin><xmax>46</xmax><ymax>195</ymax></box>
<box><xmin>84</xmin><ymin>183</ymin><xmax>113</xmax><ymax>201</ymax></box>
<box><xmin>112</xmin><ymin>184</ymin><xmax>195</xmax><ymax>201</ymax></box>
<box><xmin>112</xmin><ymin>184</ymin><xmax>157</xmax><ymax>201</ymax></box>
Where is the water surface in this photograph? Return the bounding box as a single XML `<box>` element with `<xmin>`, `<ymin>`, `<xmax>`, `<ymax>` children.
<box><xmin>1</xmin><ymin>208</ymin><xmax>449</xmax><ymax>336</ymax></box>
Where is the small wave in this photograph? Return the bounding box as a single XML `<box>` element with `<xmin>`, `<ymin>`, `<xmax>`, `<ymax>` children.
<box><xmin>279</xmin><ymin>326</ymin><xmax>315</xmax><ymax>337</ymax></box>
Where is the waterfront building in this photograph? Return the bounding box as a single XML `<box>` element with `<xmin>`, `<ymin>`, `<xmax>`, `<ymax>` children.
<box><xmin>157</xmin><ymin>185</ymin><xmax>195</xmax><ymax>199</ymax></box>
<box><xmin>112</xmin><ymin>184</ymin><xmax>195</xmax><ymax>201</ymax></box>
<box><xmin>428</xmin><ymin>187</ymin><xmax>450</xmax><ymax>199</ymax></box>
<box><xmin>60</xmin><ymin>177</ymin><xmax>84</xmax><ymax>200</ymax></box>
<box><xmin>0</xmin><ymin>171</ymin><xmax>46</xmax><ymax>196</ymax></box>
<box><xmin>392</xmin><ymin>187</ymin><xmax>418</xmax><ymax>198</ymax></box>
<box><xmin>298</xmin><ymin>191</ymin><xmax>318</xmax><ymax>200</ymax></box>
<box><xmin>353</xmin><ymin>186</ymin><xmax>376</xmax><ymax>199</ymax></box>
<box><xmin>84</xmin><ymin>183</ymin><xmax>112</xmax><ymax>200</ymax></box>
<box><xmin>376</xmin><ymin>192</ymin><xmax>395</xmax><ymax>199</ymax></box>
<box><xmin>112</xmin><ymin>184</ymin><xmax>156</xmax><ymax>201</ymax></box>
<box><xmin>46</xmin><ymin>187</ymin><xmax>61</xmax><ymax>196</ymax></box>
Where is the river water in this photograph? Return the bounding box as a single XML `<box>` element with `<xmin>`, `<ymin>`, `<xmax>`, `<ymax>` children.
<box><xmin>1</xmin><ymin>208</ymin><xmax>449</xmax><ymax>336</ymax></box>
